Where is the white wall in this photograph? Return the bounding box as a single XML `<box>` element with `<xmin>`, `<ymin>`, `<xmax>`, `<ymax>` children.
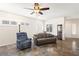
<box><xmin>64</xmin><ymin>21</ymin><xmax>72</xmax><ymax>38</ymax></box>
<box><xmin>20</xmin><ymin>19</ymin><xmax>43</xmax><ymax>38</ymax></box>
<box><xmin>64</xmin><ymin>18</ymin><xmax>79</xmax><ymax>38</ymax></box>
<box><xmin>45</xmin><ymin>17</ymin><xmax>65</xmax><ymax>40</ymax></box>
<box><xmin>0</xmin><ymin>11</ymin><xmax>43</xmax><ymax>46</ymax></box>
<box><xmin>0</xmin><ymin>26</ymin><xmax>18</xmax><ymax>46</ymax></box>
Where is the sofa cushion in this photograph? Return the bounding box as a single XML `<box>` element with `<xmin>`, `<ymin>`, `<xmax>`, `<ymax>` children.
<box><xmin>46</xmin><ymin>34</ymin><xmax>54</xmax><ymax>38</ymax></box>
<box><xmin>34</xmin><ymin>33</ymin><xmax>55</xmax><ymax>38</ymax></box>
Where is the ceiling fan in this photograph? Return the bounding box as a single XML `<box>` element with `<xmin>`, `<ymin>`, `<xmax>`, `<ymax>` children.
<box><xmin>24</xmin><ymin>3</ymin><xmax>50</xmax><ymax>15</ymax></box>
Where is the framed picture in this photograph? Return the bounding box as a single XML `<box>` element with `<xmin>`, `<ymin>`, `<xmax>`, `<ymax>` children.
<box><xmin>46</xmin><ymin>24</ymin><xmax>52</xmax><ymax>32</ymax></box>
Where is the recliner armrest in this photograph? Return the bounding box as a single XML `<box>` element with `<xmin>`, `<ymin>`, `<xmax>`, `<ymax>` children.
<box><xmin>29</xmin><ymin>38</ymin><xmax>32</xmax><ymax>40</ymax></box>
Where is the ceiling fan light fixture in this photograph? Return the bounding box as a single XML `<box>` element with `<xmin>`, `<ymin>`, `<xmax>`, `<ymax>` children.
<box><xmin>24</xmin><ymin>3</ymin><xmax>50</xmax><ymax>15</ymax></box>
<box><xmin>34</xmin><ymin>10</ymin><xmax>40</xmax><ymax>13</ymax></box>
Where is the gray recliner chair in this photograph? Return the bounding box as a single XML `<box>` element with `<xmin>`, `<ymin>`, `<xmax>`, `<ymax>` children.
<box><xmin>16</xmin><ymin>32</ymin><xmax>32</xmax><ymax>50</ymax></box>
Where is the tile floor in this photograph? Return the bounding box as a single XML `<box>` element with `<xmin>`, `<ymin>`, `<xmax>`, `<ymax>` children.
<box><xmin>0</xmin><ymin>38</ymin><xmax>79</xmax><ymax>56</ymax></box>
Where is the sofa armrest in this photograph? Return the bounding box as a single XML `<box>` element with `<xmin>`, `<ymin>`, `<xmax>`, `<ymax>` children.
<box><xmin>33</xmin><ymin>36</ymin><xmax>39</xmax><ymax>44</ymax></box>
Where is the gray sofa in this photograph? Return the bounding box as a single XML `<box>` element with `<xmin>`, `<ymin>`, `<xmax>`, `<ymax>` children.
<box><xmin>33</xmin><ymin>32</ymin><xmax>57</xmax><ymax>46</ymax></box>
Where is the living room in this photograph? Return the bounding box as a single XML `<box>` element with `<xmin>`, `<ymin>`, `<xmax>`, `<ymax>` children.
<box><xmin>0</xmin><ymin>3</ymin><xmax>79</xmax><ymax>56</ymax></box>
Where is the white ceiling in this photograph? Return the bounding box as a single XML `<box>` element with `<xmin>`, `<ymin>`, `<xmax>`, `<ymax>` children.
<box><xmin>0</xmin><ymin>3</ymin><xmax>79</xmax><ymax>20</ymax></box>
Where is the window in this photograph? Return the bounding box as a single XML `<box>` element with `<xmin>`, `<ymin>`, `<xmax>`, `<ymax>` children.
<box><xmin>26</xmin><ymin>23</ymin><xmax>29</xmax><ymax>26</ymax></box>
<box><xmin>21</xmin><ymin>22</ymin><xmax>24</xmax><ymax>25</ymax></box>
<box><xmin>72</xmin><ymin>24</ymin><xmax>76</xmax><ymax>35</ymax></box>
<box><xmin>46</xmin><ymin>24</ymin><xmax>52</xmax><ymax>32</ymax></box>
<box><xmin>11</xmin><ymin>21</ymin><xmax>17</xmax><ymax>25</ymax></box>
<box><xmin>2</xmin><ymin>20</ymin><xmax>9</xmax><ymax>24</ymax></box>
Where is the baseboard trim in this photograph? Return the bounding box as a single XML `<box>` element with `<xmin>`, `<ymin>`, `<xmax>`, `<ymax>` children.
<box><xmin>0</xmin><ymin>43</ymin><xmax>16</xmax><ymax>47</ymax></box>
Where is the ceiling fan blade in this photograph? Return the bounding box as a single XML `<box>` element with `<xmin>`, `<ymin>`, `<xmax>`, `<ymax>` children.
<box><xmin>39</xmin><ymin>12</ymin><xmax>43</xmax><ymax>15</ymax></box>
<box><xmin>30</xmin><ymin>12</ymin><xmax>35</xmax><ymax>15</ymax></box>
<box><xmin>24</xmin><ymin>8</ymin><xmax>33</xmax><ymax>10</ymax></box>
<box><xmin>40</xmin><ymin>7</ymin><xmax>49</xmax><ymax>10</ymax></box>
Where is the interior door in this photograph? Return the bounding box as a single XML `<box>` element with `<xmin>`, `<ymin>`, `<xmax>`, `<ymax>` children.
<box><xmin>57</xmin><ymin>24</ymin><xmax>62</xmax><ymax>40</ymax></box>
